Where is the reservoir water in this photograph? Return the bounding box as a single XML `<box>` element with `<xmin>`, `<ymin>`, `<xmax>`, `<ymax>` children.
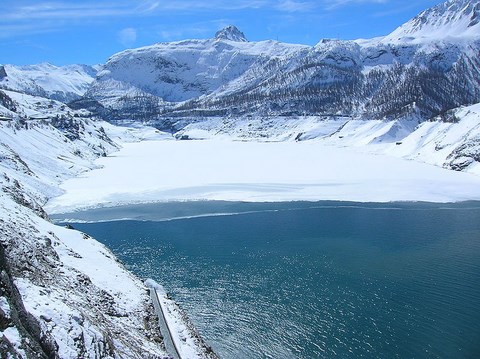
<box><xmin>60</xmin><ymin>201</ymin><xmax>480</xmax><ymax>358</ymax></box>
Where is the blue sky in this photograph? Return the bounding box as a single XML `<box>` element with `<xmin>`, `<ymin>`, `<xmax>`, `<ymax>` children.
<box><xmin>1</xmin><ymin>0</ymin><xmax>444</xmax><ymax>66</ymax></box>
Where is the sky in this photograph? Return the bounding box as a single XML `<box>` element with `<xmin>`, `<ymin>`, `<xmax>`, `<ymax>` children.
<box><xmin>1</xmin><ymin>0</ymin><xmax>444</xmax><ymax>66</ymax></box>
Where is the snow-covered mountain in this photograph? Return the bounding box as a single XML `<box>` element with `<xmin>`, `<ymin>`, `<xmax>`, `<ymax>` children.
<box><xmin>0</xmin><ymin>63</ymin><xmax>98</xmax><ymax>103</ymax></box>
<box><xmin>2</xmin><ymin>0</ymin><xmax>478</xmax><ymax>172</ymax></box>
<box><xmin>214</xmin><ymin>25</ymin><xmax>247</xmax><ymax>42</ymax></box>
<box><xmin>383</xmin><ymin>0</ymin><xmax>480</xmax><ymax>43</ymax></box>
<box><xmin>79</xmin><ymin>0</ymin><xmax>479</xmax><ymax>131</ymax></box>
<box><xmin>86</xmin><ymin>26</ymin><xmax>307</xmax><ymax>108</ymax></box>
<box><xmin>0</xmin><ymin>0</ymin><xmax>478</xmax><ymax>172</ymax></box>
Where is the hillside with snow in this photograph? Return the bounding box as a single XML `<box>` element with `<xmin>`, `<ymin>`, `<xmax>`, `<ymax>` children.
<box><xmin>383</xmin><ymin>0</ymin><xmax>480</xmax><ymax>43</ymax></box>
<box><xmin>0</xmin><ymin>63</ymin><xmax>98</xmax><ymax>103</ymax></box>
<box><xmin>0</xmin><ymin>116</ymin><xmax>218</xmax><ymax>358</ymax></box>
<box><xmin>0</xmin><ymin>73</ymin><xmax>215</xmax><ymax>358</ymax></box>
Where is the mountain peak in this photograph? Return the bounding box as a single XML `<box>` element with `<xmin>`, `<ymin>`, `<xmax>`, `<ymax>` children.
<box><xmin>384</xmin><ymin>0</ymin><xmax>480</xmax><ymax>44</ymax></box>
<box><xmin>214</xmin><ymin>25</ymin><xmax>247</xmax><ymax>42</ymax></box>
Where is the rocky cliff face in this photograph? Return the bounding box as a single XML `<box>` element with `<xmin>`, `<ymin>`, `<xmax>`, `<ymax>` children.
<box><xmin>0</xmin><ymin>83</ymin><xmax>219</xmax><ymax>357</ymax></box>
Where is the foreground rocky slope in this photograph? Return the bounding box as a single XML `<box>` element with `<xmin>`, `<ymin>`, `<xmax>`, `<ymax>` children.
<box><xmin>0</xmin><ymin>117</ymin><xmax>170</xmax><ymax>358</ymax></box>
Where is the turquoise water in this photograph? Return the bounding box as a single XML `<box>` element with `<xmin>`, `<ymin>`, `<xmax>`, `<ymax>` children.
<box><xmin>67</xmin><ymin>202</ymin><xmax>480</xmax><ymax>358</ymax></box>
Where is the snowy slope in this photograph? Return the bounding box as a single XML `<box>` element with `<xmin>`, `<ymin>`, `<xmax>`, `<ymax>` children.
<box><xmin>0</xmin><ymin>89</ymin><xmax>90</xmax><ymax>120</ymax></box>
<box><xmin>171</xmin><ymin>103</ymin><xmax>480</xmax><ymax>175</ymax></box>
<box><xmin>0</xmin><ymin>63</ymin><xmax>98</xmax><ymax>103</ymax></box>
<box><xmin>0</xmin><ymin>118</ymin><xmax>164</xmax><ymax>358</ymax></box>
<box><xmin>387</xmin><ymin>103</ymin><xmax>480</xmax><ymax>174</ymax></box>
<box><xmin>88</xmin><ymin>27</ymin><xmax>307</xmax><ymax>105</ymax></box>
<box><xmin>383</xmin><ymin>0</ymin><xmax>480</xmax><ymax>44</ymax></box>
<box><xmin>0</xmin><ymin>194</ymin><xmax>166</xmax><ymax>358</ymax></box>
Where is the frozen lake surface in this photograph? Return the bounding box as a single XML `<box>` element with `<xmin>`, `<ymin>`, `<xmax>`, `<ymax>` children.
<box><xmin>46</xmin><ymin>139</ymin><xmax>480</xmax><ymax>214</ymax></box>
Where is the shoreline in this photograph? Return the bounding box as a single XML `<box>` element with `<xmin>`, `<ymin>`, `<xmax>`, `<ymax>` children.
<box><xmin>49</xmin><ymin>199</ymin><xmax>480</xmax><ymax>224</ymax></box>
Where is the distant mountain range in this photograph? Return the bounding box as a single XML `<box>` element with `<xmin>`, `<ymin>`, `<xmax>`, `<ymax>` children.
<box><xmin>81</xmin><ymin>0</ymin><xmax>479</xmax><ymax>125</ymax></box>
<box><xmin>1</xmin><ymin>0</ymin><xmax>479</xmax><ymax>124</ymax></box>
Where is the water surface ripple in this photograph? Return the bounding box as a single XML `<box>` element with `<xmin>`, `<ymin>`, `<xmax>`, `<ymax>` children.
<box><xmin>69</xmin><ymin>202</ymin><xmax>480</xmax><ymax>359</ymax></box>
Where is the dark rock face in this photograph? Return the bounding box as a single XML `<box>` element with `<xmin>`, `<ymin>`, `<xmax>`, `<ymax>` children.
<box><xmin>0</xmin><ymin>196</ymin><xmax>170</xmax><ymax>358</ymax></box>
<box><xmin>0</xmin><ymin>66</ymin><xmax>7</xmax><ymax>79</ymax></box>
<box><xmin>0</xmin><ymin>240</ymin><xmax>57</xmax><ymax>358</ymax></box>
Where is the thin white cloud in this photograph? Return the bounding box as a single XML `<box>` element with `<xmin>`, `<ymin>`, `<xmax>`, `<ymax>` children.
<box><xmin>138</xmin><ymin>1</ymin><xmax>161</xmax><ymax>12</ymax></box>
<box><xmin>275</xmin><ymin>1</ymin><xmax>316</xmax><ymax>12</ymax></box>
<box><xmin>0</xmin><ymin>22</ymin><xmax>62</xmax><ymax>39</ymax></box>
<box><xmin>0</xmin><ymin>0</ymin><xmax>270</xmax><ymax>39</ymax></box>
<box><xmin>323</xmin><ymin>0</ymin><xmax>388</xmax><ymax>10</ymax></box>
<box><xmin>2</xmin><ymin>0</ymin><xmax>287</xmax><ymax>22</ymax></box>
<box><xmin>3</xmin><ymin>2</ymin><xmax>133</xmax><ymax>20</ymax></box>
<box><xmin>118</xmin><ymin>27</ymin><xmax>137</xmax><ymax>47</ymax></box>
<box><xmin>145</xmin><ymin>0</ymin><xmax>268</xmax><ymax>11</ymax></box>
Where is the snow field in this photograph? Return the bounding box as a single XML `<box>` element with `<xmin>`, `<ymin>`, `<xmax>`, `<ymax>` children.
<box><xmin>46</xmin><ymin>135</ymin><xmax>480</xmax><ymax>214</ymax></box>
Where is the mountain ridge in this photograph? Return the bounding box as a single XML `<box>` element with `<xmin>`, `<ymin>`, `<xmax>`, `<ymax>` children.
<box><xmin>74</xmin><ymin>0</ymin><xmax>479</xmax><ymax>126</ymax></box>
<box><xmin>383</xmin><ymin>0</ymin><xmax>480</xmax><ymax>43</ymax></box>
<box><xmin>0</xmin><ymin>63</ymin><xmax>98</xmax><ymax>103</ymax></box>
<box><xmin>2</xmin><ymin>0</ymin><xmax>479</xmax><ymax>122</ymax></box>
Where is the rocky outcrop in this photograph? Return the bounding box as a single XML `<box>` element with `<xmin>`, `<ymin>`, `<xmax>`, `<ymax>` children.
<box><xmin>0</xmin><ymin>66</ymin><xmax>7</xmax><ymax>80</ymax></box>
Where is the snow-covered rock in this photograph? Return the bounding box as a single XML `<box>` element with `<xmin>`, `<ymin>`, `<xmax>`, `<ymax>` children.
<box><xmin>383</xmin><ymin>0</ymin><xmax>480</xmax><ymax>44</ymax></box>
<box><xmin>0</xmin><ymin>63</ymin><xmax>98</xmax><ymax>103</ymax></box>
<box><xmin>0</xmin><ymin>194</ymin><xmax>166</xmax><ymax>358</ymax></box>
<box><xmin>214</xmin><ymin>25</ymin><xmax>247</xmax><ymax>42</ymax></box>
<box><xmin>0</xmin><ymin>117</ymin><xmax>160</xmax><ymax>358</ymax></box>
